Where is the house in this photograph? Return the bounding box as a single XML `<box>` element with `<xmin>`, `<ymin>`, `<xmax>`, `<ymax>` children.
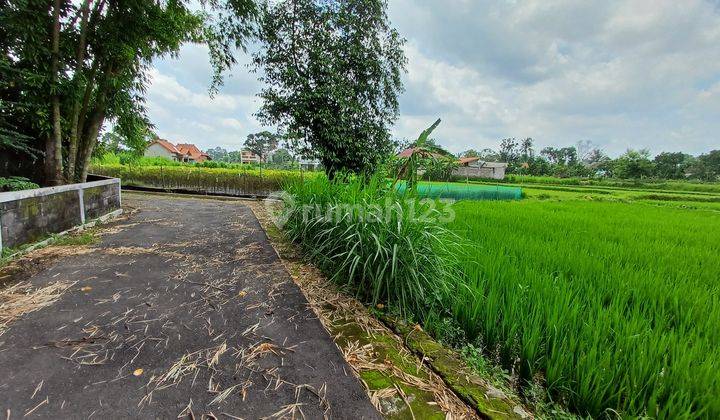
<box><xmin>396</xmin><ymin>148</ymin><xmax>508</xmax><ymax>180</ymax></box>
<box><xmin>144</xmin><ymin>139</ymin><xmax>211</xmax><ymax>163</ymax></box>
<box><xmin>299</xmin><ymin>157</ymin><xmax>322</xmax><ymax>171</ymax></box>
<box><xmin>455</xmin><ymin>157</ymin><xmax>507</xmax><ymax>180</ymax></box>
<box><xmin>176</xmin><ymin>143</ymin><xmax>211</xmax><ymax>163</ymax></box>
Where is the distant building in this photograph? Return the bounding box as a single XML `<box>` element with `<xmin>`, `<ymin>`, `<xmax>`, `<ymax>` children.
<box><xmin>299</xmin><ymin>157</ymin><xmax>322</xmax><ymax>171</ymax></box>
<box><xmin>145</xmin><ymin>140</ymin><xmax>211</xmax><ymax>163</ymax></box>
<box><xmin>397</xmin><ymin>147</ymin><xmax>444</xmax><ymax>159</ymax></box>
<box><xmin>396</xmin><ymin>148</ymin><xmax>508</xmax><ymax>180</ymax></box>
<box><xmin>176</xmin><ymin>143</ymin><xmax>211</xmax><ymax>163</ymax></box>
<box><xmin>455</xmin><ymin>157</ymin><xmax>507</xmax><ymax>180</ymax></box>
<box><xmin>239</xmin><ymin>150</ymin><xmax>262</xmax><ymax>163</ymax></box>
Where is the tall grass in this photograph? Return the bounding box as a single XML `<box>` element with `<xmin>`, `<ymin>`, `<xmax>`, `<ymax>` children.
<box><xmin>91</xmin><ymin>164</ymin><xmax>312</xmax><ymax>196</ymax></box>
<box><xmin>281</xmin><ymin>175</ymin><xmax>463</xmax><ymax>318</ymax></box>
<box><xmin>449</xmin><ymin>200</ymin><xmax>720</xmax><ymax>418</ymax></box>
<box><xmin>282</xmin><ymin>174</ymin><xmax>720</xmax><ymax>417</ymax></box>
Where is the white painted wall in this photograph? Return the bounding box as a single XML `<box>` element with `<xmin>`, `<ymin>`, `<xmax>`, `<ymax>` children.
<box><xmin>144</xmin><ymin>143</ymin><xmax>176</xmax><ymax>160</ymax></box>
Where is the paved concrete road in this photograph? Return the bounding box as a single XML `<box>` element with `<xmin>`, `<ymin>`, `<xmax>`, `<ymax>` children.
<box><xmin>0</xmin><ymin>193</ymin><xmax>379</xmax><ymax>419</ymax></box>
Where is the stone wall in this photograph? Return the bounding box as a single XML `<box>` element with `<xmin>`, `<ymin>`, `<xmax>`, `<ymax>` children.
<box><xmin>83</xmin><ymin>183</ymin><xmax>121</xmax><ymax>221</ymax></box>
<box><xmin>0</xmin><ymin>177</ymin><xmax>121</xmax><ymax>251</ymax></box>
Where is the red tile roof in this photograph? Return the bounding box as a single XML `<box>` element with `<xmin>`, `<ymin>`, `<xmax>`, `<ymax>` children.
<box><xmin>148</xmin><ymin>140</ymin><xmax>211</xmax><ymax>162</ymax></box>
<box><xmin>153</xmin><ymin>139</ymin><xmax>182</xmax><ymax>155</ymax></box>
<box><xmin>176</xmin><ymin>143</ymin><xmax>210</xmax><ymax>162</ymax></box>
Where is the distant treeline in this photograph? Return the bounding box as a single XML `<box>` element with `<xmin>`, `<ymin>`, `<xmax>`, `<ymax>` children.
<box><xmin>460</xmin><ymin>138</ymin><xmax>719</xmax><ymax>181</ymax></box>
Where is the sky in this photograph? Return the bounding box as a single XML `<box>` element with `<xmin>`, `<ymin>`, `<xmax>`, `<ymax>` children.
<box><xmin>146</xmin><ymin>0</ymin><xmax>720</xmax><ymax>157</ymax></box>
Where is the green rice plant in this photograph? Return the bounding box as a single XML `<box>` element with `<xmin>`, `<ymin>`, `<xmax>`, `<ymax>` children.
<box><xmin>496</xmin><ymin>174</ymin><xmax>720</xmax><ymax>194</ymax></box>
<box><xmin>91</xmin><ymin>164</ymin><xmax>313</xmax><ymax>196</ymax></box>
<box><xmin>635</xmin><ymin>193</ymin><xmax>720</xmax><ymax>203</ymax></box>
<box><xmin>448</xmin><ymin>199</ymin><xmax>720</xmax><ymax>418</ymax></box>
<box><xmin>281</xmin><ymin>174</ymin><xmax>464</xmax><ymax>319</ymax></box>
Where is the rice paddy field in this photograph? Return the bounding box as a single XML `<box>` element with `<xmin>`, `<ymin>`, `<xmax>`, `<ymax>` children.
<box><xmin>446</xmin><ymin>183</ymin><xmax>720</xmax><ymax>418</ymax></box>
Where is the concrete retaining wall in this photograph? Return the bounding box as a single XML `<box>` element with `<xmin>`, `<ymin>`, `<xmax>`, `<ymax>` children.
<box><xmin>0</xmin><ymin>177</ymin><xmax>121</xmax><ymax>251</ymax></box>
<box><xmin>453</xmin><ymin>166</ymin><xmax>507</xmax><ymax>180</ymax></box>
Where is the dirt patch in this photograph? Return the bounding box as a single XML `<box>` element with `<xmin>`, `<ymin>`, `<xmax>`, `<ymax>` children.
<box><xmin>0</xmin><ymin>280</ymin><xmax>77</xmax><ymax>338</ymax></box>
<box><xmin>0</xmin><ymin>205</ymin><xmax>139</xmax><ymax>290</ymax></box>
<box><xmin>0</xmin><ymin>246</ymin><xmax>95</xmax><ymax>289</ymax></box>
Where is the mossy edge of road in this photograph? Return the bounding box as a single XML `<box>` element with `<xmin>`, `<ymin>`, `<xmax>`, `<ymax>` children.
<box><xmin>379</xmin><ymin>315</ymin><xmax>531</xmax><ymax>419</ymax></box>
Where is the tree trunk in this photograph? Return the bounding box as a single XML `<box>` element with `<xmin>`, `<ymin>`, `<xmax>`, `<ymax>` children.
<box><xmin>78</xmin><ymin>110</ymin><xmax>105</xmax><ymax>182</ymax></box>
<box><xmin>46</xmin><ymin>0</ymin><xmax>64</xmax><ymax>186</ymax></box>
<box><xmin>76</xmin><ymin>89</ymin><xmax>107</xmax><ymax>182</ymax></box>
<box><xmin>66</xmin><ymin>0</ymin><xmax>92</xmax><ymax>182</ymax></box>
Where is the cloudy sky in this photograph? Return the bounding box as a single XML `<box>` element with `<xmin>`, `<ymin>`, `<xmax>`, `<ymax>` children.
<box><xmin>147</xmin><ymin>0</ymin><xmax>720</xmax><ymax>157</ymax></box>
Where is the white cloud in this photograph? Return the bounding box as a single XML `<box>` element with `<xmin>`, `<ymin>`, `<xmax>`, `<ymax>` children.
<box><xmin>141</xmin><ymin>0</ymin><xmax>720</xmax><ymax>157</ymax></box>
<box><xmin>389</xmin><ymin>0</ymin><xmax>720</xmax><ymax>155</ymax></box>
<box><xmin>219</xmin><ymin>117</ymin><xmax>243</xmax><ymax>130</ymax></box>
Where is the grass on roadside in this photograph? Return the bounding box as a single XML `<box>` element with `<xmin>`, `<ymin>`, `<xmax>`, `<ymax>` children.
<box><xmin>280</xmin><ymin>174</ymin><xmax>720</xmax><ymax>419</ymax></box>
<box><xmin>1</xmin><ymin>231</ymin><xmax>98</xmax><ymax>270</ymax></box>
<box><xmin>281</xmin><ymin>174</ymin><xmax>464</xmax><ymax>320</ymax></box>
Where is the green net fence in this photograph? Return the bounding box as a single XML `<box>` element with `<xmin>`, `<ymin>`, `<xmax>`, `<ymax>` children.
<box><xmin>396</xmin><ymin>182</ymin><xmax>523</xmax><ymax>201</ymax></box>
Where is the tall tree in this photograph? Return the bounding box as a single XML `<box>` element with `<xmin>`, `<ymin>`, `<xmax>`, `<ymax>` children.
<box><xmin>612</xmin><ymin>149</ymin><xmax>654</xmax><ymax>179</ymax></box>
<box><xmin>690</xmin><ymin>150</ymin><xmax>720</xmax><ymax>181</ymax></box>
<box><xmin>1</xmin><ymin>0</ymin><xmax>258</xmax><ymax>185</ymax></box>
<box><xmin>206</xmin><ymin>147</ymin><xmax>230</xmax><ymax>162</ymax></box>
<box><xmin>520</xmin><ymin>137</ymin><xmax>534</xmax><ymax>160</ymax></box>
<box><xmin>244</xmin><ymin>131</ymin><xmax>280</xmax><ymax>162</ymax></box>
<box><xmin>499</xmin><ymin>138</ymin><xmax>520</xmax><ymax>163</ymax></box>
<box><xmin>653</xmin><ymin>152</ymin><xmax>694</xmax><ymax>179</ymax></box>
<box><xmin>253</xmin><ymin>0</ymin><xmax>406</xmax><ymax>178</ymax></box>
<box><xmin>270</xmin><ymin>148</ymin><xmax>294</xmax><ymax>167</ymax></box>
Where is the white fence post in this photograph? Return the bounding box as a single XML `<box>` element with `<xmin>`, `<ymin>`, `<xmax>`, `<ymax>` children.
<box><xmin>78</xmin><ymin>188</ymin><xmax>86</xmax><ymax>224</ymax></box>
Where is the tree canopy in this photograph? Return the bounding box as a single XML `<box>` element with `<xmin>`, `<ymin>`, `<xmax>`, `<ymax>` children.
<box><xmin>0</xmin><ymin>0</ymin><xmax>258</xmax><ymax>185</ymax></box>
<box><xmin>244</xmin><ymin>131</ymin><xmax>280</xmax><ymax>161</ymax></box>
<box><xmin>253</xmin><ymin>0</ymin><xmax>406</xmax><ymax>178</ymax></box>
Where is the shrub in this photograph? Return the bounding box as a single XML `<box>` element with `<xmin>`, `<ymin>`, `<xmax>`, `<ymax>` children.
<box><xmin>281</xmin><ymin>174</ymin><xmax>464</xmax><ymax>319</ymax></box>
<box><xmin>0</xmin><ymin>176</ymin><xmax>39</xmax><ymax>192</ymax></box>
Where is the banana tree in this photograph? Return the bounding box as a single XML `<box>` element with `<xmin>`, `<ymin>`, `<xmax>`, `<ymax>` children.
<box><xmin>395</xmin><ymin>118</ymin><xmax>443</xmax><ymax>193</ymax></box>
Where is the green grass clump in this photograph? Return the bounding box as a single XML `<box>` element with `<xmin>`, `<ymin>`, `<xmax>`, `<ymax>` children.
<box><xmin>281</xmin><ymin>175</ymin><xmax>463</xmax><ymax>319</ymax></box>
<box><xmin>448</xmin><ymin>199</ymin><xmax>720</xmax><ymax>418</ymax></box>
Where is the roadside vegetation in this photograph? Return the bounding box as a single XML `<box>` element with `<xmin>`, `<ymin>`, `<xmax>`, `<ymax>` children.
<box><xmin>277</xmin><ymin>168</ymin><xmax>720</xmax><ymax>418</ymax></box>
<box><xmin>91</xmin><ymin>163</ymin><xmax>311</xmax><ymax>196</ymax></box>
<box><xmin>281</xmin><ymin>174</ymin><xmax>463</xmax><ymax>319</ymax></box>
<box><xmin>0</xmin><ymin>177</ymin><xmax>39</xmax><ymax>192</ymax></box>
